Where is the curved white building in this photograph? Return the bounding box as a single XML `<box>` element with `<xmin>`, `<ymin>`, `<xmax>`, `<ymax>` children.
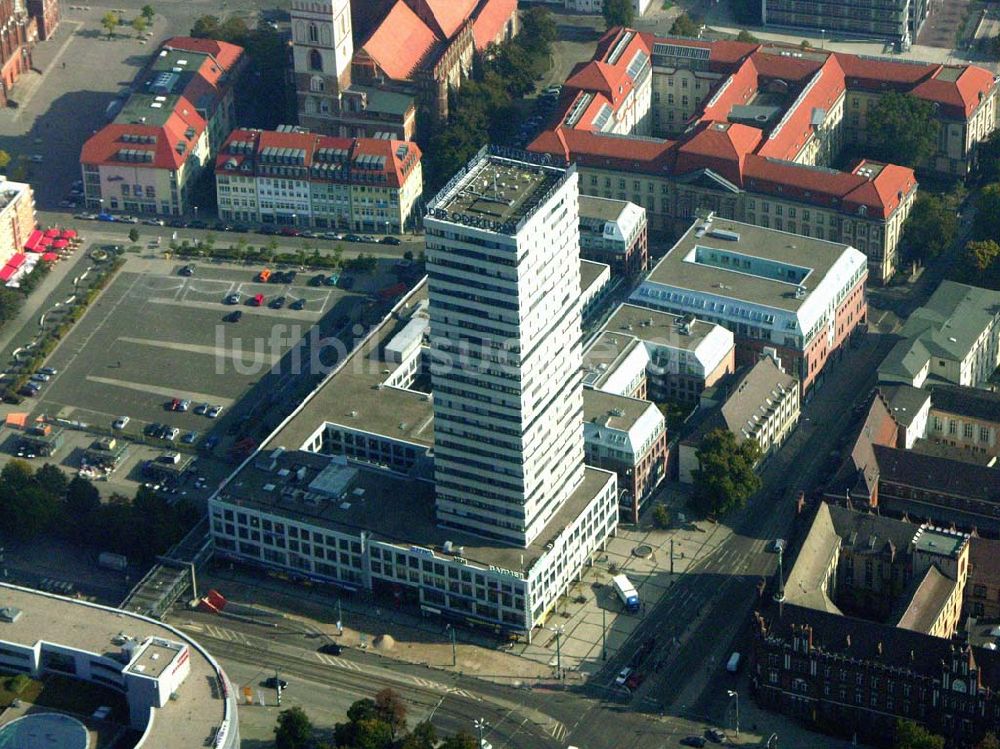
<box><xmin>0</xmin><ymin>583</ymin><xmax>238</xmax><ymax>749</ymax></box>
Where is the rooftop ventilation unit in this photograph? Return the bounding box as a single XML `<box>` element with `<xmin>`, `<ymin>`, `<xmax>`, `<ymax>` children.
<box><xmin>709</xmin><ymin>229</ymin><xmax>740</xmax><ymax>241</ymax></box>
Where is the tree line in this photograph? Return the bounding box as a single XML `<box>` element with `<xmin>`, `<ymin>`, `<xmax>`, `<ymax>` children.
<box><xmin>423</xmin><ymin>7</ymin><xmax>557</xmax><ymax>192</ymax></box>
<box><xmin>275</xmin><ymin>689</ymin><xmax>480</xmax><ymax>749</ymax></box>
<box><xmin>0</xmin><ymin>460</ymin><xmax>199</xmax><ymax>565</ymax></box>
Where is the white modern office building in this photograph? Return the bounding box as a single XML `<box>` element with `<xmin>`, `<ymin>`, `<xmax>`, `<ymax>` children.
<box><xmin>208</xmin><ymin>148</ymin><xmax>619</xmax><ymax>639</ymax></box>
<box><xmin>424</xmin><ymin>150</ymin><xmax>589</xmax><ymax>547</ymax></box>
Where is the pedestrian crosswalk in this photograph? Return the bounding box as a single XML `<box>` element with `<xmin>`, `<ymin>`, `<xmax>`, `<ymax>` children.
<box><xmin>548</xmin><ymin>720</ymin><xmax>568</xmax><ymax>742</ymax></box>
<box><xmin>315</xmin><ymin>652</ymin><xmax>362</xmax><ymax>671</ymax></box>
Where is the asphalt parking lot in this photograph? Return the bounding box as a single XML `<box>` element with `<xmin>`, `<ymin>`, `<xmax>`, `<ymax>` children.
<box><xmin>29</xmin><ymin>259</ymin><xmax>367</xmax><ymax>442</ymax></box>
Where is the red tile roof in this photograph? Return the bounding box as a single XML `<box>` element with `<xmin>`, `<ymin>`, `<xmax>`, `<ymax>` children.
<box><xmin>470</xmin><ymin>0</ymin><xmax>516</xmax><ymax>50</ymax></box>
<box><xmin>756</xmin><ymin>55</ymin><xmax>845</xmax><ymax>161</ymax></box>
<box><xmin>701</xmin><ymin>58</ymin><xmax>758</xmax><ymax>122</ymax></box>
<box><xmin>81</xmin><ymin>106</ymin><xmax>206</xmax><ymax>171</ymax></box>
<box><xmin>161</xmin><ymin>36</ymin><xmax>244</xmax><ymax>72</ymax></box>
<box><xmin>411</xmin><ymin>0</ymin><xmax>476</xmax><ymax>39</ymax></box>
<box><xmin>216</xmin><ymin>128</ymin><xmax>422</xmax><ymax>189</ymax></box>
<box><xmin>534</xmin><ymin>32</ymin><xmax>991</xmax><ymax>221</ymax></box>
<box><xmin>675</xmin><ymin>121</ymin><xmax>761</xmax><ymax>185</ymax></box>
<box><xmin>361</xmin><ymin>0</ymin><xmax>440</xmax><ymax>81</ymax></box>
<box><xmin>911</xmin><ymin>65</ymin><xmax>997</xmax><ymax>118</ymax></box>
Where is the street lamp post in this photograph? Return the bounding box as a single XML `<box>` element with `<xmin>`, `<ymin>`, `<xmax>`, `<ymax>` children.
<box><xmin>727</xmin><ymin>689</ymin><xmax>740</xmax><ymax>740</ymax></box>
<box><xmin>550</xmin><ymin>625</ymin><xmax>564</xmax><ymax>680</ymax></box>
<box><xmin>474</xmin><ymin>718</ymin><xmax>487</xmax><ymax>748</ymax></box>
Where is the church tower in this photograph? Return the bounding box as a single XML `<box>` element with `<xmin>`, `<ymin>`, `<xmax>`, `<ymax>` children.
<box><xmin>291</xmin><ymin>0</ymin><xmax>353</xmax><ymax>130</ymax></box>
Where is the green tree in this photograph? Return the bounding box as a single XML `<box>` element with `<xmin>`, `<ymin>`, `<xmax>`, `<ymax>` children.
<box><xmin>965</xmin><ymin>239</ymin><xmax>1000</xmax><ymax>274</ymax></box>
<box><xmin>101</xmin><ymin>11</ymin><xmax>120</xmax><ymax>38</ymax></box>
<box><xmin>0</xmin><ymin>150</ymin><xmax>11</xmax><ymax>170</ymax></box>
<box><xmin>65</xmin><ymin>476</ymin><xmax>101</xmax><ymax>518</ymax></box>
<box><xmin>374</xmin><ymin>688</ymin><xmax>407</xmax><ymax>737</ymax></box>
<box><xmin>602</xmin><ymin>0</ymin><xmax>635</xmax><ymax>29</ymax></box>
<box><xmin>899</xmin><ymin>193</ymin><xmax>957</xmax><ymax>261</ymax></box>
<box><xmin>977</xmin><ymin>734</ymin><xmax>1000</xmax><ymax>749</ymax></box>
<box><xmin>865</xmin><ymin>92</ymin><xmax>939</xmax><ymax>169</ymax></box>
<box><xmin>518</xmin><ymin>7</ymin><xmax>556</xmax><ymax>58</ymax></box>
<box><xmin>401</xmin><ymin>722</ymin><xmax>438</xmax><ymax>749</ymax></box>
<box><xmin>670</xmin><ymin>13</ymin><xmax>700</xmax><ymax>37</ymax></box>
<box><xmin>486</xmin><ymin>41</ymin><xmax>535</xmax><ymax>97</ymax></box>
<box><xmin>440</xmin><ymin>731</ymin><xmax>478</xmax><ymax>749</ymax></box>
<box><xmin>976</xmin><ymin>130</ymin><xmax>1000</xmax><ymax>184</ymax></box>
<box><xmin>893</xmin><ymin>719</ymin><xmax>944</xmax><ymax>749</ymax></box>
<box><xmin>190</xmin><ymin>15</ymin><xmax>220</xmax><ymax>38</ymax></box>
<box><xmin>0</xmin><ymin>288</ymin><xmax>23</xmax><ymax>324</ymax></box>
<box><xmin>974</xmin><ymin>183</ymin><xmax>1000</xmax><ymax>240</ymax></box>
<box><xmin>274</xmin><ymin>706</ymin><xmax>313</xmax><ymax>749</ymax></box>
<box><xmin>141</xmin><ymin>4</ymin><xmax>155</xmax><ymax>21</ymax></box>
<box><xmin>651</xmin><ymin>504</ymin><xmax>671</xmax><ymax>529</ymax></box>
<box><xmin>131</xmin><ymin>16</ymin><xmax>147</xmax><ymax>36</ymax></box>
<box><xmin>691</xmin><ymin>428</ymin><xmax>762</xmax><ymax>516</ymax></box>
<box><xmin>736</xmin><ymin>29</ymin><xmax>759</xmax><ymax>43</ymax></box>
<box><xmin>35</xmin><ymin>463</ymin><xmax>67</xmax><ymax>499</ymax></box>
<box><xmin>128</xmin><ymin>227</ymin><xmax>139</xmax><ymax>243</ymax></box>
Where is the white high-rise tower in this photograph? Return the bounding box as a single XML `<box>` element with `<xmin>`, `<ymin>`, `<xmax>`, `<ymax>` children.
<box><xmin>290</xmin><ymin>0</ymin><xmax>353</xmax><ymax>131</ymax></box>
<box><xmin>424</xmin><ymin>149</ymin><xmax>586</xmax><ymax>547</ymax></box>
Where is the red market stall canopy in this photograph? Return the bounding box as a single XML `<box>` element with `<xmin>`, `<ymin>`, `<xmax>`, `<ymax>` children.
<box><xmin>7</xmin><ymin>253</ymin><xmax>26</xmax><ymax>269</ymax></box>
<box><xmin>37</xmin><ymin>236</ymin><xmax>53</xmax><ymax>248</ymax></box>
<box><xmin>52</xmin><ymin>239</ymin><xmax>69</xmax><ymax>249</ymax></box>
<box><xmin>23</xmin><ymin>230</ymin><xmax>42</xmax><ymax>252</ymax></box>
<box><xmin>43</xmin><ymin>228</ymin><xmax>60</xmax><ymax>238</ymax></box>
<box><xmin>60</xmin><ymin>229</ymin><xmax>77</xmax><ymax>239</ymax></box>
<box><xmin>0</xmin><ymin>266</ymin><xmax>16</xmax><ymax>282</ymax></box>
<box><xmin>42</xmin><ymin>253</ymin><xmax>59</xmax><ymax>262</ymax></box>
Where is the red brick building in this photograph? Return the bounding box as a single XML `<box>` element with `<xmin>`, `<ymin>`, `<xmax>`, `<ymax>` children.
<box><xmin>27</xmin><ymin>0</ymin><xmax>58</xmax><ymax>41</ymax></box>
<box><xmin>0</xmin><ymin>0</ymin><xmax>32</xmax><ymax>108</ymax></box>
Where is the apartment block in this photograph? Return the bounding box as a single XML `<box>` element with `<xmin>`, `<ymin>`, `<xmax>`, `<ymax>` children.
<box><xmin>578</xmin><ymin>195</ymin><xmax>648</xmax><ymax>277</ymax></box>
<box><xmin>215</xmin><ymin>127</ymin><xmax>423</xmax><ymax>232</ymax></box>
<box><xmin>630</xmin><ymin>215</ymin><xmax>868</xmax><ymax>395</ymax></box>
<box><xmin>0</xmin><ymin>178</ymin><xmax>35</xmax><ymax>267</ymax></box>
<box><xmin>80</xmin><ymin>37</ymin><xmax>246</xmax><ymax>216</ymax></box>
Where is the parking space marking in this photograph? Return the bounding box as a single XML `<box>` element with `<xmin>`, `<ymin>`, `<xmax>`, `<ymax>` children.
<box><xmin>85</xmin><ymin>375</ymin><xmax>235</xmax><ymax>406</ymax></box>
<box><xmin>179</xmin><ymin>279</ymin><xmax>237</xmax><ymax>300</ymax></box>
<box><xmin>315</xmin><ymin>653</ymin><xmax>363</xmax><ymax>671</ymax></box>
<box><xmin>146</xmin><ymin>297</ymin><xmax>323</xmax><ymax>321</ymax></box>
<box><xmin>115</xmin><ymin>336</ymin><xmax>283</xmax><ymax>367</ymax></box>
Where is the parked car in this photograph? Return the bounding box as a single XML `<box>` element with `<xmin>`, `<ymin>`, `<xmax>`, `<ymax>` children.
<box><xmin>263</xmin><ymin>677</ymin><xmax>288</xmax><ymax>689</ymax></box>
<box><xmin>680</xmin><ymin>738</ymin><xmax>706</xmax><ymax>748</ymax></box>
<box><xmin>18</xmin><ymin>386</ymin><xmax>37</xmax><ymax>397</ymax></box>
<box><xmin>164</xmin><ymin>427</ymin><xmax>180</xmax><ymax>441</ymax></box>
<box><xmin>181</xmin><ymin>431</ymin><xmax>198</xmax><ymax>444</ymax></box>
<box><xmin>207</xmin><ymin>405</ymin><xmax>223</xmax><ymax>419</ymax></box>
<box><xmin>290</xmin><ymin>298</ymin><xmax>306</xmax><ymax>310</ymax></box>
<box><xmin>224</xmin><ymin>293</ymin><xmax>241</xmax><ymax>305</ymax></box>
<box><xmin>321</xmin><ymin>232</ymin><xmax>343</xmax><ymax>240</ymax></box>
<box><xmin>269</xmin><ymin>296</ymin><xmax>286</xmax><ymax>309</ymax></box>
<box><xmin>145</xmin><ymin>423</ymin><xmax>162</xmax><ymax>437</ymax></box>
<box><xmin>318</xmin><ymin>643</ymin><xmax>343</xmax><ymax>656</ymax></box>
<box><xmin>179</xmin><ymin>264</ymin><xmax>195</xmax><ymax>276</ymax></box>
<box><xmin>112</xmin><ymin>416</ymin><xmax>130</xmax><ymax>430</ymax></box>
<box><xmin>250</xmin><ymin>293</ymin><xmax>265</xmax><ymax>306</ymax></box>
<box><xmin>30</xmin><ymin>373</ymin><xmax>50</xmax><ymax>382</ymax></box>
<box><xmin>614</xmin><ymin>667</ymin><xmax>633</xmax><ymax>686</ymax></box>
<box><xmin>310</xmin><ymin>273</ymin><xmax>326</xmax><ymax>286</ymax></box>
<box><xmin>97</xmin><ymin>213</ymin><xmax>116</xmax><ymax>222</ymax></box>
<box><xmin>177</xmin><ymin>399</ymin><xmax>191</xmax><ymax>412</ymax></box>
<box><xmin>279</xmin><ymin>226</ymin><xmax>302</xmax><ymax>237</ymax></box>
<box><xmin>119</xmin><ymin>215</ymin><xmax>139</xmax><ymax>224</ymax></box>
<box><xmin>73</xmin><ymin>212</ymin><xmax>98</xmax><ymax>220</ymax></box>
<box><xmin>225</xmin><ymin>310</ymin><xmax>243</xmax><ymax>323</ymax></box>
<box><xmin>194</xmin><ymin>402</ymin><xmax>210</xmax><ymax>415</ymax></box>
<box><xmin>344</xmin><ymin>234</ymin><xmax>362</xmax><ymax>243</ymax></box>
<box><xmin>380</xmin><ymin>236</ymin><xmax>401</xmax><ymax>245</ymax></box>
<box><xmin>705</xmin><ymin>729</ymin><xmax>726</xmax><ymax>744</ymax></box>
<box><xmin>39</xmin><ymin>367</ymin><xmax>58</xmax><ymax>376</ymax></box>
<box><xmin>257</xmin><ymin>225</ymin><xmax>278</xmax><ymax>235</ymax></box>
<box><xmin>169</xmin><ymin>398</ymin><xmax>181</xmax><ymax>411</ymax></box>
<box><xmin>142</xmin><ymin>218</ymin><xmax>165</xmax><ymax>226</ymax></box>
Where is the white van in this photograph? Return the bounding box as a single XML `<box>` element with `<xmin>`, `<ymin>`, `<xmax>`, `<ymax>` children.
<box><xmin>726</xmin><ymin>651</ymin><xmax>741</xmax><ymax>673</ymax></box>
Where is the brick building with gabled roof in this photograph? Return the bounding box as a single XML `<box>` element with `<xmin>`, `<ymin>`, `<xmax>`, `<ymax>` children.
<box><xmin>529</xmin><ymin>28</ymin><xmax>1000</xmax><ymax>283</ymax></box>
<box><xmin>80</xmin><ymin>37</ymin><xmax>246</xmax><ymax>217</ymax></box>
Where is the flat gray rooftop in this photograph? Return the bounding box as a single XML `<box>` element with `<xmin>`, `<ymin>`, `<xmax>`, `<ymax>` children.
<box><xmin>0</xmin><ymin>584</ymin><xmax>226</xmax><ymax>749</ymax></box>
<box><xmin>579</xmin><ymin>194</ymin><xmax>627</xmax><ymax>223</ymax></box>
<box><xmin>580</xmin><ymin>259</ymin><xmax>609</xmax><ymax>295</ymax></box>
<box><xmin>648</xmin><ymin>216</ymin><xmax>851</xmax><ymax>312</ymax></box>
<box><xmin>583</xmin><ymin>389</ymin><xmax>651</xmax><ymax>432</ymax></box>
<box><xmin>604</xmin><ymin>303</ymin><xmax>718</xmax><ymax>351</ymax></box>
<box><xmin>428</xmin><ymin>153</ymin><xmax>565</xmax><ymax>230</ymax></box>
<box><xmin>128</xmin><ymin>640</ymin><xmax>182</xmax><ymax>679</ymax></box>
<box><xmin>266</xmin><ymin>284</ymin><xmax>435</xmax><ymax>451</ymax></box>
<box><xmin>220</xmin><ymin>451</ymin><xmax>612</xmax><ymax>575</ymax></box>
